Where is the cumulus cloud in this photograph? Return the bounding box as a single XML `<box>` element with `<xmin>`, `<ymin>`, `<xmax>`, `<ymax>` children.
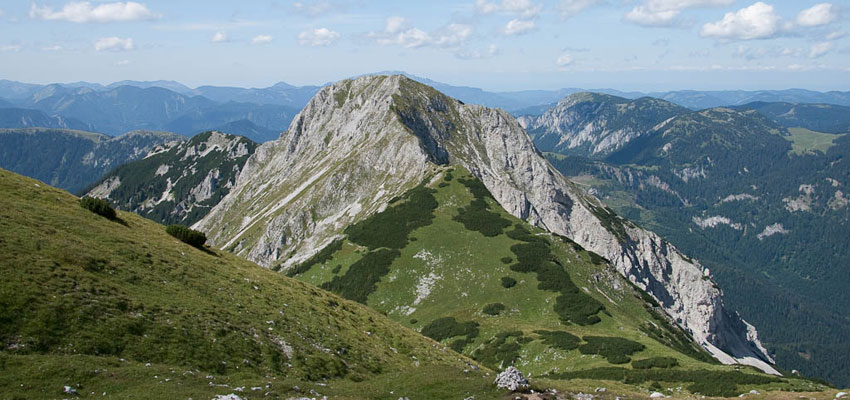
<box><xmin>558</xmin><ymin>0</ymin><xmax>603</xmax><ymax>18</ymax></box>
<box><xmin>475</xmin><ymin>0</ymin><xmax>542</xmax><ymax>18</ymax></box>
<box><xmin>625</xmin><ymin>0</ymin><xmax>733</xmax><ymax>27</ymax></box>
<box><xmin>372</xmin><ymin>17</ymin><xmax>473</xmax><ymax>49</ymax></box>
<box><xmin>809</xmin><ymin>41</ymin><xmax>833</xmax><ymax>58</ymax></box>
<box><xmin>796</xmin><ymin>3</ymin><xmax>838</xmax><ymax>27</ymax></box>
<box><xmin>94</xmin><ymin>36</ymin><xmax>134</xmax><ymax>51</ymax></box>
<box><xmin>30</xmin><ymin>1</ymin><xmax>158</xmax><ymax>23</ymax></box>
<box><xmin>211</xmin><ymin>31</ymin><xmax>229</xmax><ymax>43</ymax></box>
<box><xmin>826</xmin><ymin>31</ymin><xmax>845</xmax><ymax>40</ymax></box>
<box><xmin>700</xmin><ymin>2</ymin><xmax>782</xmax><ymax>40</ymax></box>
<box><xmin>503</xmin><ymin>18</ymin><xmax>536</xmax><ymax>35</ymax></box>
<box><xmin>42</xmin><ymin>45</ymin><xmax>64</xmax><ymax>51</ymax></box>
<box><xmin>0</xmin><ymin>44</ymin><xmax>22</xmax><ymax>52</ymax></box>
<box><xmin>298</xmin><ymin>28</ymin><xmax>340</xmax><ymax>46</ymax></box>
<box><xmin>251</xmin><ymin>34</ymin><xmax>273</xmax><ymax>44</ymax></box>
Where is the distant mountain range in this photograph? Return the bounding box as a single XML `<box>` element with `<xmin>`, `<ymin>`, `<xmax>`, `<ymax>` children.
<box><xmin>0</xmin><ymin>128</ymin><xmax>182</xmax><ymax>193</ymax></box>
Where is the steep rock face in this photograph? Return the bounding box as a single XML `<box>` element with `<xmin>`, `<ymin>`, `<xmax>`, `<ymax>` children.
<box><xmin>198</xmin><ymin>75</ymin><xmax>775</xmax><ymax>372</ymax></box>
<box><xmin>87</xmin><ymin>131</ymin><xmax>256</xmax><ymax>226</ymax></box>
<box><xmin>518</xmin><ymin>92</ymin><xmax>686</xmax><ymax>158</ymax></box>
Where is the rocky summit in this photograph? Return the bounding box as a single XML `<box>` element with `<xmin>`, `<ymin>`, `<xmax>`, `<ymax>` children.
<box><xmin>196</xmin><ymin>75</ymin><xmax>775</xmax><ymax>373</ymax></box>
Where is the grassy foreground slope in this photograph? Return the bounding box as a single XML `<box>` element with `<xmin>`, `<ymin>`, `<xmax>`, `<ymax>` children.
<box><xmin>0</xmin><ymin>168</ymin><xmax>496</xmax><ymax>399</ymax></box>
<box><xmin>290</xmin><ymin>167</ymin><xmax>831</xmax><ymax>397</ymax></box>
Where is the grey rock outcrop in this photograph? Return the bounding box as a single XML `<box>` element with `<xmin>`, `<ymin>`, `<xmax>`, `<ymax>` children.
<box><xmin>493</xmin><ymin>367</ymin><xmax>529</xmax><ymax>391</ymax></box>
<box><xmin>518</xmin><ymin>92</ymin><xmax>685</xmax><ymax>158</ymax></box>
<box><xmin>197</xmin><ymin>75</ymin><xmax>776</xmax><ymax>372</ymax></box>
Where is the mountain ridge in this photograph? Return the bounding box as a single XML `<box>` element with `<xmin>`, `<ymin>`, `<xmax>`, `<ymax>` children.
<box><xmin>195</xmin><ymin>74</ymin><xmax>777</xmax><ymax>374</ymax></box>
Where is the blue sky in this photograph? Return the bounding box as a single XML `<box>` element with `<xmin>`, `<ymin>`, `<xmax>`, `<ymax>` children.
<box><xmin>0</xmin><ymin>0</ymin><xmax>848</xmax><ymax>91</ymax></box>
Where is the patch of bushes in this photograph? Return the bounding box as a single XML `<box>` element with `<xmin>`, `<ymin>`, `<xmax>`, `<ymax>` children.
<box><xmin>632</xmin><ymin>357</ymin><xmax>679</xmax><ymax>369</ymax></box>
<box><xmin>286</xmin><ymin>239</ymin><xmax>344</xmax><ymax>277</ymax></box>
<box><xmin>482</xmin><ymin>303</ymin><xmax>506</xmax><ymax>316</ymax></box>
<box><xmin>453</xmin><ymin>177</ymin><xmax>511</xmax><ymax>237</ymax></box>
<box><xmin>165</xmin><ymin>224</ymin><xmax>206</xmax><ymax>248</ymax></box>
<box><xmin>80</xmin><ymin>197</ymin><xmax>116</xmax><ymax>220</ymax></box>
<box><xmin>506</xmin><ymin>224</ymin><xmax>605</xmax><ymax>325</ymax></box>
<box><xmin>500</xmin><ymin>257</ymin><xmax>513</xmax><ymax>264</ymax></box>
<box><xmin>548</xmin><ymin>367</ymin><xmax>781</xmax><ymax>397</ymax></box>
<box><xmin>345</xmin><ymin>185</ymin><xmax>437</xmax><ymax>249</ymax></box>
<box><xmin>500</xmin><ymin>276</ymin><xmax>517</xmax><ymax>288</ymax></box>
<box><xmin>421</xmin><ymin>317</ymin><xmax>479</xmax><ymax>342</ymax></box>
<box><xmin>320</xmin><ymin>249</ymin><xmax>399</xmax><ymax>303</ymax></box>
<box><xmin>535</xmin><ymin>330</ymin><xmax>580</xmax><ymax>351</ymax></box>
<box><xmin>472</xmin><ymin>331</ymin><xmax>524</xmax><ymax>369</ymax></box>
<box><xmin>578</xmin><ymin>336</ymin><xmax>646</xmax><ymax>364</ymax></box>
<box><xmin>331</xmin><ymin>265</ymin><xmax>342</xmax><ymax>274</ymax></box>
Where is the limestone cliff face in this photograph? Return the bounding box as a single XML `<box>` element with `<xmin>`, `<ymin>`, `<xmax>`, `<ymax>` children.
<box><xmin>197</xmin><ymin>75</ymin><xmax>775</xmax><ymax>372</ymax></box>
<box><xmin>518</xmin><ymin>92</ymin><xmax>685</xmax><ymax>158</ymax></box>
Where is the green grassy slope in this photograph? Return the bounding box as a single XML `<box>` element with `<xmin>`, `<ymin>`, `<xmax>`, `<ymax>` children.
<box><xmin>288</xmin><ymin>167</ymin><xmax>828</xmax><ymax>397</ymax></box>
<box><xmin>0</xmin><ymin>168</ymin><xmax>498</xmax><ymax>399</ymax></box>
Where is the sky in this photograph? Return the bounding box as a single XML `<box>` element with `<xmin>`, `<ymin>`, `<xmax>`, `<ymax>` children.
<box><xmin>0</xmin><ymin>0</ymin><xmax>848</xmax><ymax>92</ymax></box>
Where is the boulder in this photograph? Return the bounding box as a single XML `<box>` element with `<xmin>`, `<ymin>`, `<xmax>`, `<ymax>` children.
<box><xmin>494</xmin><ymin>367</ymin><xmax>529</xmax><ymax>391</ymax></box>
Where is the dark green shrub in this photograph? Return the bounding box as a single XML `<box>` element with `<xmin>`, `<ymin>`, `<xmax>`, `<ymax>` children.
<box><xmin>453</xmin><ymin>178</ymin><xmax>511</xmax><ymax>237</ymax></box>
<box><xmin>286</xmin><ymin>239</ymin><xmax>344</xmax><ymax>277</ymax></box>
<box><xmin>472</xmin><ymin>331</ymin><xmax>524</xmax><ymax>369</ymax></box>
<box><xmin>506</xmin><ymin>224</ymin><xmax>605</xmax><ymax>325</ymax></box>
<box><xmin>500</xmin><ymin>276</ymin><xmax>517</xmax><ymax>288</ymax></box>
<box><xmin>165</xmin><ymin>224</ymin><xmax>207</xmax><ymax>248</ymax></box>
<box><xmin>80</xmin><ymin>197</ymin><xmax>116</xmax><ymax>220</ymax></box>
<box><xmin>482</xmin><ymin>303</ymin><xmax>506</xmax><ymax>316</ymax></box>
<box><xmin>500</xmin><ymin>257</ymin><xmax>513</xmax><ymax>264</ymax></box>
<box><xmin>535</xmin><ymin>330</ymin><xmax>580</xmax><ymax>351</ymax></box>
<box><xmin>632</xmin><ymin>357</ymin><xmax>679</xmax><ymax>369</ymax></box>
<box><xmin>578</xmin><ymin>336</ymin><xmax>646</xmax><ymax>364</ymax></box>
<box><xmin>345</xmin><ymin>186</ymin><xmax>437</xmax><ymax>249</ymax></box>
<box><xmin>321</xmin><ymin>249</ymin><xmax>399</xmax><ymax>303</ymax></box>
<box><xmin>331</xmin><ymin>265</ymin><xmax>342</xmax><ymax>274</ymax></box>
<box><xmin>421</xmin><ymin>317</ymin><xmax>479</xmax><ymax>342</ymax></box>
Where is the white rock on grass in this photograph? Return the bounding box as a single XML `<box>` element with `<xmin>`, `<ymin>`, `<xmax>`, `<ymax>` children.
<box><xmin>650</xmin><ymin>392</ymin><xmax>666</xmax><ymax>398</ymax></box>
<box><xmin>493</xmin><ymin>366</ymin><xmax>529</xmax><ymax>391</ymax></box>
<box><xmin>212</xmin><ymin>394</ymin><xmax>243</xmax><ymax>400</ymax></box>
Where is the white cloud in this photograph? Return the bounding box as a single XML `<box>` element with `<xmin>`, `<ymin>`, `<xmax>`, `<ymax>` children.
<box><xmin>30</xmin><ymin>1</ymin><xmax>158</xmax><ymax>23</ymax></box>
<box><xmin>378</xmin><ymin>27</ymin><xmax>431</xmax><ymax>48</ymax></box>
<box><xmin>292</xmin><ymin>1</ymin><xmax>334</xmax><ymax>17</ymax></box>
<box><xmin>558</xmin><ymin>0</ymin><xmax>603</xmax><ymax>18</ymax></box>
<box><xmin>114</xmin><ymin>59</ymin><xmax>130</xmax><ymax>66</ymax></box>
<box><xmin>625</xmin><ymin>6</ymin><xmax>678</xmax><ymax>26</ymax></box>
<box><xmin>503</xmin><ymin>19</ymin><xmax>536</xmax><ymax>35</ymax></box>
<box><xmin>796</xmin><ymin>3</ymin><xmax>837</xmax><ymax>27</ymax></box>
<box><xmin>251</xmin><ymin>34</ymin><xmax>273</xmax><ymax>45</ymax></box>
<box><xmin>733</xmin><ymin>44</ymin><xmax>803</xmax><ymax>60</ymax></box>
<box><xmin>385</xmin><ymin>16</ymin><xmax>408</xmax><ymax>34</ymax></box>
<box><xmin>298</xmin><ymin>28</ymin><xmax>340</xmax><ymax>46</ymax></box>
<box><xmin>809</xmin><ymin>41</ymin><xmax>833</xmax><ymax>58</ymax></box>
<box><xmin>94</xmin><ymin>36</ymin><xmax>134</xmax><ymax>51</ymax></box>
<box><xmin>700</xmin><ymin>2</ymin><xmax>782</xmax><ymax>40</ymax></box>
<box><xmin>41</xmin><ymin>45</ymin><xmax>64</xmax><ymax>51</ymax></box>
<box><xmin>826</xmin><ymin>31</ymin><xmax>845</xmax><ymax>40</ymax></box>
<box><xmin>434</xmin><ymin>24</ymin><xmax>473</xmax><ymax>46</ymax></box>
<box><xmin>475</xmin><ymin>0</ymin><xmax>542</xmax><ymax>18</ymax></box>
<box><xmin>0</xmin><ymin>44</ymin><xmax>22</xmax><ymax>52</ymax></box>
<box><xmin>211</xmin><ymin>31</ymin><xmax>229</xmax><ymax>43</ymax></box>
<box><xmin>372</xmin><ymin>17</ymin><xmax>473</xmax><ymax>49</ymax></box>
<box><xmin>625</xmin><ymin>0</ymin><xmax>733</xmax><ymax>27</ymax></box>
<box><xmin>556</xmin><ymin>52</ymin><xmax>573</xmax><ymax>66</ymax></box>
